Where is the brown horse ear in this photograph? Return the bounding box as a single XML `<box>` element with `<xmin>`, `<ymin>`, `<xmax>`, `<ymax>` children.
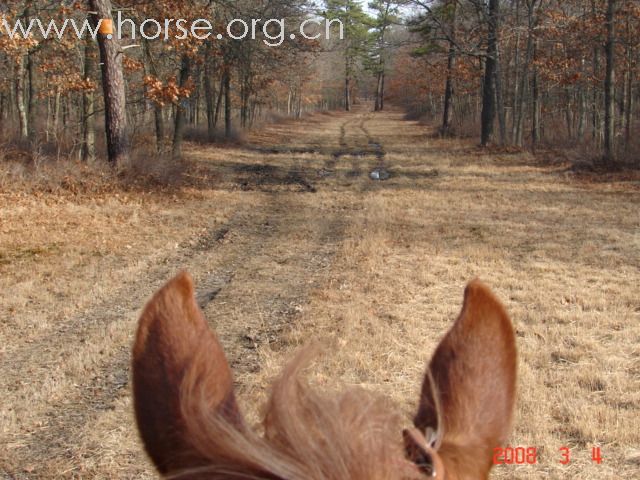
<box><xmin>414</xmin><ymin>280</ymin><xmax>517</xmax><ymax>478</ymax></box>
<box><xmin>132</xmin><ymin>272</ymin><xmax>242</xmax><ymax>474</ymax></box>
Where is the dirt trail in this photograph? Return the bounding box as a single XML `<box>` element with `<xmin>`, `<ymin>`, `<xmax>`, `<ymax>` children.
<box><xmin>0</xmin><ymin>106</ymin><xmax>385</xmax><ymax>478</ymax></box>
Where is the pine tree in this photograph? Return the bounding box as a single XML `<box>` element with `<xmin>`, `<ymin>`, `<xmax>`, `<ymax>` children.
<box><xmin>323</xmin><ymin>0</ymin><xmax>373</xmax><ymax>110</ymax></box>
<box><xmin>367</xmin><ymin>0</ymin><xmax>400</xmax><ymax>111</ymax></box>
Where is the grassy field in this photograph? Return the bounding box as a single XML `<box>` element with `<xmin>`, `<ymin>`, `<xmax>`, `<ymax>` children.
<box><xmin>1</xmin><ymin>107</ymin><xmax>638</xmax><ymax>479</ymax></box>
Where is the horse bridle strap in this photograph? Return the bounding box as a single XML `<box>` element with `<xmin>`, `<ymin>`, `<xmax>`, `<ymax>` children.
<box><xmin>403</xmin><ymin>427</ymin><xmax>445</xmax><ymax>479</ymax></box>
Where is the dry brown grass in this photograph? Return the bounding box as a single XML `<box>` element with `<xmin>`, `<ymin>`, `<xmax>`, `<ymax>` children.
<box><xmin>1</xmin><ymin>107</ymin><xmax>638</xmax><ymax>479</ymax></box>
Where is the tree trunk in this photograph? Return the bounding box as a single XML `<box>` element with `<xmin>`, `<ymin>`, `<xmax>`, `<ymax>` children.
<box><xmin>27</xmin><ymin>52</ymin><xmax>36</xmax><ymax>141</ymax></box>
<box><xmin>375</xmin><ymin>71</ymin><xmax>383</xmax><ymax>112</ymax></box>
<box><xmin>603</xmin><ymin>0</ymin><xmax>616</xmax><ymax>162</ymax></box>
<box><xmin>345</xmin><ymin>52</ymin><xmax>351</xmax><ymax>112</ymax></box>
<box><xmin>62</xmin><ymin>96</ymin><xmax>69</xmax><ymax>127</ymax></box>
<box><xmin>214</xmin><ymin>75</ymin><xmax>224</xmax><ymax>127</ymax></box>
<box><xmin>578</xmin><ymin>64</ymin><xmax>587</xmax><ymax>140</ymax></box>
<box><xmin>495</xmin><ymin>43</ymin><xmax>506</xmax><ymax>145</ymax></box>
<box><xmin>441</xmin><ymin>2</ymin><xmax>457</xmax><ymax>138</ymax></box>
<box><xmin>515</xmin><ymin>1</ymin><xmax>537</xmax><ymax>147</ymax></box>
<box><xmin>345</xmin><ymin>75</ymin><xmax>351</xmax><ymax>112</ymax></box>
<box><xmin>190</xmin><ymin>69</ymin><xmax>200</xmax><ymax>126</ymax></box>
<box><xmin>143</xmin><ymin>39</ymin><xmax>164</xmax><ymax>152</ymax></box>
<box><xmin>0</xmin><ymin>92</ymin><xmax>5</xmax><ymax>129</ymax></box>
<box><xmin>591</xmin><ymin>0</ymin><xmax>601</xmax><ymax>144</ymax></box>
<box><xmin>204</xmin><ymin>57</ymin><xmax>217</xmax><ymax>141</ymax></box>
<box><xmin>624</xmin><ymin>67</ymin><xmax>633</xmax><ymax>149</ymax></box>
<box><xmin>8</xmin><ymin>64</ymin><xmax>17</xmax><ymax>123</ymax></box>
<box><xmin>532</xmin><ymin>57</ymin><xmax>540</xmax><ymax>152</ymax></box>
<box><xmin>565</xmin><ymin>88</ymin><xmax>574</xmax><ymax>140</ymax></box>
<box><xmin>511</xmin><ymin>0</ymin><xmax>522</xmax><ymax>144</ymax></box>
<box><xmin>481</xmin><ymin>0</ymin><xmax>500</xmax><ymax>146</ymax></box>
<box><xmin>240</xmin><ymin>71</ymin><xmax>249</xmax><ymax>129</ymax></box>
<box><xmin>24</xmin><ymin>3</ymin><xmax>36</xmax><ymax>144</ymax></box>
<box><xmin>224</xmin><ymin>70</ymin><xmax>232</xmax><ymax>139</ymax></box>
<box><xmin>624</xmin><ymin>16</ymin><xmax>633</xmax><ymax>149</ymax></box>
<box><xmin>172</xmin><ymin>55</ymin><xmax>191</xmax><ymax>158</ymax></box>
<box><xmin>90</xmin><ymin>0</ymin><xmax>128</xmax><ymax>165</ymax></box>
<box><xmin>16</xmin><ymin>55</ymin><xmax>29</xmax><ymax>142</ymax></box>
<box><xmin>82</xmin><ymin>35</ymin><xmax>96</xmax><ymax>163</ymax></box>
<box><xmin>52</xmin><ymin>87</ymin><xmax>61</xmax><ymax>138</ymax></box>
<box><xmin>515</xmin><ymin>74</ymin><xmax>529</xmax><ymax>147</ymax></box>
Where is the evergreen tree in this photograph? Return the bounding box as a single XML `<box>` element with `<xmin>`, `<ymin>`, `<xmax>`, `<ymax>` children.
<box><xmin>367</xmin><ymin>0</ymin><xmax>400</xmax><ymax>111</ymax></box>
<box><xmin>323</xmin><ymin>0</ymin><xmax>373</xmax><ymax>110</ymax></box>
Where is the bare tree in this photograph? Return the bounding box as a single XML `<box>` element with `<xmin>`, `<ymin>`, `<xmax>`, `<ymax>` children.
<box><xmin>172</xmin><ymin>55</ymin><xmax>191</xmax><ymax>158</ymax></box>
<box><xmin>441</xmin><ymin>0</ymin><xmax>457</xmax><ymax>135</ymax></box>
<box><xmin>16</xmin><ymin>55</ymin><xmax>29</xmax><ymax>142</ymax></box>
<box><xmin>604</xmin><ymin>0</ymin><xmax>616</xmax><ymax>162</ymax></box>
<box><xmin>481</xmin><ymin>0</ymin><xmax>500</xmax><ymax>146</ymax></box>
<box><xmin>82</xmin><ymin>34</ymin><xmax>96</xmax><ymax>163</ymax></box>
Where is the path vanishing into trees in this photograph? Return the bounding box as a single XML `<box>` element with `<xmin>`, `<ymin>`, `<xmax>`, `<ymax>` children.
<box><xmin>0</xmin><ymin>106</ymin><xmax>401</xmax><ymax>477</ymax></box>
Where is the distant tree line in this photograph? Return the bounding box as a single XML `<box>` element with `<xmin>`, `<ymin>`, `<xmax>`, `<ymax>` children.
<box><xmin>0</xmin><ymin>0</ymin><xmax>636</xmax><ymax>166</ymax></box>
<box><xmin>390</xmin><ymin>0</ymin><xmax>639</xmax><ymax>163</ymax></box>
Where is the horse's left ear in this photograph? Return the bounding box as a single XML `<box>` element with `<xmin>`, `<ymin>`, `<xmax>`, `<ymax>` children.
<box><xmin>132</xmin><ymin>272</ymin><xmax>242</xmax><ymax>474</ymax></box>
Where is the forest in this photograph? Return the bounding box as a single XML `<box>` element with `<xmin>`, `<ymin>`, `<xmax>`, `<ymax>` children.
<box><xmin>0</xmin><ymin>2</ymin><xmax>638</xmax><ymax>480</ymax></box>
<box><xmin>0</xmin><ymin>0</ymin><xmax>638</xmax><ymax>167</ymax></box>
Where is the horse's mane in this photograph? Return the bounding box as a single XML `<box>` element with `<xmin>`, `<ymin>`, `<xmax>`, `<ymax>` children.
<box><xmin>177</xmin><ymin>347</ymin><xmax>425</xmax><ymax>480</ymax></box>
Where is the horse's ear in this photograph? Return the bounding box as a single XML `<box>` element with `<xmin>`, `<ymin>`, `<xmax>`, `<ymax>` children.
<box><xmin>414</xmin><ymin>280</ymin><xmax>517</xmax><ymax>478</ymax></box>
<box><xmin>132</xmin><ymin>272</ymin><xmax>242</xmax><ymax>474</ymax></box>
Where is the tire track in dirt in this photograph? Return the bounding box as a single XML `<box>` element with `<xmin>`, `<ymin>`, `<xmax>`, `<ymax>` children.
<box><xmin>329</xmin><ymin>111</ymin><xmax>388</xmax><ymax>188</ymax></box>
<box><xmin>0</xmin><ymin>205</ymin><xmax>256</xmax><ymax>475</ymax></box>
<box><xmin>339</xmin><ymin>117</ymin><xmax>352</xmax><ymax>148</ymax></box>
<box><xmin>0</xmin><ymin>208</ymin><xmax>246</xmax><ymax>390</ymax></box>
<box><xmin>241</xmin><ymin>110</ymin><xmax>385</xmax><ymax>187</ymax></box>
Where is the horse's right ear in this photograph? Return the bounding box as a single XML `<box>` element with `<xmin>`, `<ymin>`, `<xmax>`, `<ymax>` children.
<box><xmin>414</xmin><ymin>280</ymin><xmax>517</xmax><ymax>479</ymax></box>
<box><xmin>132</xmin><ymin>272</ymin><xmax>242</xmax><ymax>474</ymax></box>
